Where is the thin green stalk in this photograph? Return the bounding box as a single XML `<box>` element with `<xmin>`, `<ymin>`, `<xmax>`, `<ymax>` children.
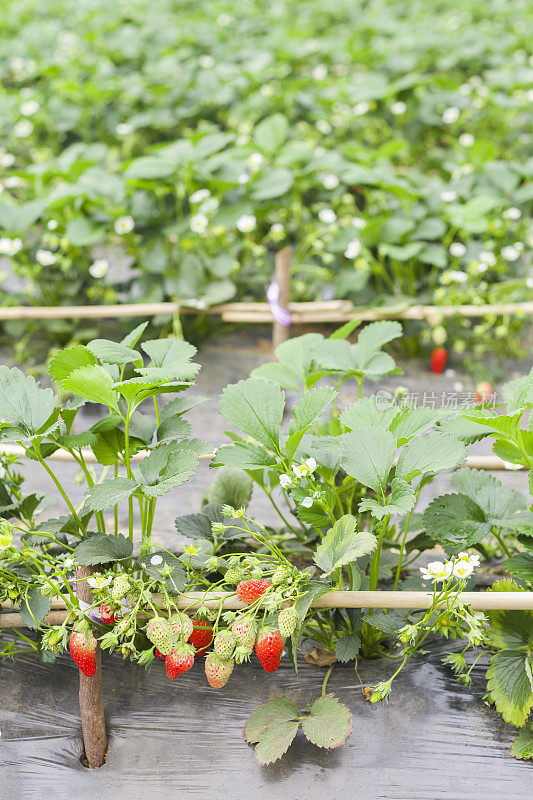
<box><xmin>322</xmin><ymin>663</ymin><xmax>335</xmax><ymax>696</ymax></box>
<box><xmin>393</xmin><ymin>506</ymin><xmax>414</xmax><ymax>591</ymax></box>
<box><xmin>369</xmin><ymin>515</ymin><xmax>390</xmax><ymax>593</ymax></box>
<box><xmin>32</xmin><ymin>450</ymin><xmax>84</xmax><ymax>532</ymax></box>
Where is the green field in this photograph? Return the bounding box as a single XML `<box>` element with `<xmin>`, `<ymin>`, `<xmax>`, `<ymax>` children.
<box><xmin>0</xmin><ymin>0</ymin><xmax>532</xmax><ymax>361</ymax></box>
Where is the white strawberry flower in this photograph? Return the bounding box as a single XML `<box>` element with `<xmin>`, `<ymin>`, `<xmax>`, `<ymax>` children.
<box><xmin>503</xmin><ymin>207</ymin><xmax>521</xmax><ymax>220</ymax></box>
<box><xmin>300</xmin><ymin>497</ymin><xmax>313</xmax><ymax>508</ymax></box>
<box><xmin>420</xmin><ymin>560</ymin><xmax>454</xmax><ymax>583</ymax></box>
<box><xmin>321</xmin><ymin>173</ymin><xmax>339</xmax><ymax>190</ymax></box>
<box><xmin>150</xmin><ymin>555</ymin><xmax>163</xmax><ymax>565</ymax></box>
<box><xmin>353</xmin><ymin>101</ymin><xmax>370</xmax><ymax>116</ymax></box>
<box><xmin>344</xmin><ymin>239</ymin><xmax>361</xmax><ymax>259</ymax></box>
<box><xmin>449</xmin><ymin>270</ymin><xmax>468</xmax><ymax>283</ymax></box>
<box><xmin>312</xmin><ymin>64</ymin><xmax>327</xmax><ymax>80</ymax></box>
<box><xmin>36</xmin><ymin>249</ymin><xmax>56</xmax><ymax>266</ymax></box>
<box><xmin>190</xmin><ymin>213</ymin><xmax>209</xmax><ymax>233</ymax></box>
<box><xmin>0</xmin><ymin>152</ymin><xmax>15</xmax><ymax>167</ymax></box>
<box><xmin>352</xmin><ymin>217</ymin><xmax>366</xmax><ymax>229</ymax></box>
<box><xmin>236</xmin><ymin>214</ymin><xmax>256</xmax><ymax>232</ymax></box>
<box><xmin>316</xmin><ymin>120</ymin><xmax>332</xmax><ymax>135</ymax></box>
<box><xmin>87</xmin><ymin>574</ymin><xmax>112</xmax><ymax>589</ymax></box>
<box><xmin>391</xmin><ymin>101</ymin><xmax>407</xmax><ymax>115</ymax></box>
<box><xmin>0</xmin><ymin>237</ymin><xmax>22</xmax><ymax>256</ymax></box>
<box><xmin>279</xmin><ymin>474</ymin><xmax>292</xmax><ymax>489</ymax></box>
<box><xmin>247</xmin><ymin>153</ymin><xmax>264</xmax><ymax>171</ymax></box>
<box><xmin>14</xmin><ymin>120</ymin><xmax>33</xmax><ymax>138</ymax></box>
<box><xmin>189</xmin><ymin>189</ymin><xmax>210</xmax><ymax>204</ymax></box>
<box><xmin>114</xmin><ymin>215</ymin><xmax>134</xmax><ymax>235</ymax></box>
<box><xmin>116</xmin><ymin>122</ymin><xmax>133</xmax><ymax>136</ymax></box>
<box><xmin>318</xmin><ymin>208</ymin><xmax>336</xmax><ymax>224</ymax></box>
<box><xmin>442</xmin><ymin>107</ymin><xmax>460</xmax><ymax>124</ymax></box>
<box><xmin>457</xmin><ymin>552</ymin><xmax>480</xmax><ymax>567</ymax></box>
<box><xmin>452</xmin><ymin>560</ymin><xmax>474</xmax><ymax>580</ymax></box>
<box><xmin>47</xmin><ymin>219</ymin><xmax>58</xmax><ymax>231</ymax></box>
<box><xmin>449</xmin><ymin>242</ymin><xmax>466</xmax><ymax>257</ymax></box>
<box><xmin>20</xmin><ymin>99</ymin><xmax>39</xmax><ymax>117</ymax></box>
<box><xmin>458</xmin><ymin>133</ymin><xmax>475</xmax><ymax>148</ymax></box>
<box><xmin>501</xmin><ymin>245</ymin><xmax>519</xmax><ymax>261</ymax></box>
<box><xmin>479</xmin><ymin>250</ymin><xmax>496</xmax><ymax>266</ymax></box>
<box><xmin>198</xmin><ymin>55</ymin><xmax>215</xmax><ymax>68</ymax></box>
<box><xmin>440</xmin><ymin>189</ymin><xmax>457</xmax><ymax>202</ymax></box>
<box><xmin>89</xmin><ymin>259</ymin><xmax>109</xmax><ymax>279</ymax></box>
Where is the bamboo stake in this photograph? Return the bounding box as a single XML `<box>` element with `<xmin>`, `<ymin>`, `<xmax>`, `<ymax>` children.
<box><xmin>272</xmin><ymin>247</ymin><xmax>292</xmax><ymax>349</ymax></box>
<box><xmin>75</xmin><ymin>565</ymin><xmax>107</xmax><ymax>769</ymax></box>
<box><xmin>2</xmin><ymin>591</ymin><xmax>533</xmax><ymax>624</ymax></box>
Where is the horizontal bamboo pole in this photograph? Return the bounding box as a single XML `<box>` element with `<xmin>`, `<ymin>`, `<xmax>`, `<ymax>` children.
<box><xmin>0</xmin><ymin>443</ymin><xmax>521</xmax><ymax>471</ymax></box>
<box><xmin>0</xmin><ymin>299</ymin><xmax>351</xmax><ymax>322</ymax></box>
<box><xmin>2</xmin><ymin>591</ymin><xmax>532</xmax><ymax>629</ymax></box>
<box><xmin>0</xmin><ymin>299</ymin><xmax>531</xmax><ymax>324</ymax></box>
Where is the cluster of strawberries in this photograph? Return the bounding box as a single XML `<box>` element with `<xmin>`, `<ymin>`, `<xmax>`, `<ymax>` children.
<box><xmin>68</xmin><ymin>577</ymin><xmax>298</xmax><ymax>687</ymax></box>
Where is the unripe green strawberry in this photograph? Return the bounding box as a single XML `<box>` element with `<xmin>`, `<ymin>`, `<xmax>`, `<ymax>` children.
<box><xmin>224</xmin><ymin>567</ymin><xmax>246</xmax><ymax>585</ymax></box>
<box><xmin>205</xmin><ymin>652</ymin><xmax>234</xmax><ymax>688</ymax></box>
<box><xmin>231</xmin><ymin>617</ymin><xmax>257</xmax><ymax>652</ymax></box>
<box><xmin>111</xmin><ymin>575</ymin><xmax>130</xmax><ymax>601</ymax></box>
<box><xmin>146</xmin><ymin>617</ymin><xmax>173</xmax><ymax>656</ymax></box>
<box><xmin>170</xmin><ymin>612</ymin><xmax>194</xmax><ymax>642</ymax></box>
<box><xmin>116</xmin><ymin>618</ymin><xmax>130</xmax><ymax>635</ymax></box>
<box><xmin>271</xmin><ymin>566</ymin><xmax>291</xmax><ymax>586</ymax></box>
<box><xmin>214</xmin><ymin>629</ymin><xmax>237</xmax><ymax>660</ymax></box>
<box><xmin>278</xmin><ymin>607</ymin><xmax>298</xmax><ymax>636</ymax></box>
<box><xmin>180</xmin><ymin>614</ymin><xmax>194</xmax><ymax>641</ymax></box>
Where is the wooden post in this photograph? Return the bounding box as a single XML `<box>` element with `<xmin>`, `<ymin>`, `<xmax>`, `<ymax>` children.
<box><xmin>76</xmin><ymin>565</ymin><xmax>107</xmax><ymax>768</ymax></box>
<box><xmin>272</xmin><ymin>247</ymin><xmax>292</xmax><ymax>349</ymax></box>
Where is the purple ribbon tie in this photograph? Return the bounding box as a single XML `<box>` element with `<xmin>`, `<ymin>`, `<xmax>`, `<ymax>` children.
<box><xmin>267</xmin><ymin>280</ymin><xmax>291</xmax><ymax>327</ymax></box>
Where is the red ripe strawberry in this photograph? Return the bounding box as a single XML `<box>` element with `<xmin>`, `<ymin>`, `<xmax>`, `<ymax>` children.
<box><xmin>69</xmin><ymin>631</ymin><xmax>97</xmax><ymax>677</ymax></box>
<box><xmin>430</xmin><ymin>347</ymin><xmax>447</xmax><ymax>374</ymax></box>
<box><xmin>188</xmin><ymin>618</ymin><xmax>213</xmax><ymax>656</ymax></box>
<box><xmin>475</xmin><ymin>381</ymin><xmax>493</xmax><ymax>404</ymax></box>
<box><xmin>99</xmin><ymin>604</ymin><xmax>116</xmax><ymax>624</ymax></box>
<box><xmin>165</xmin><ymin>644</ymin><xmax>195</xmax><ymax>680</ymax></box>
<box><xmin>155</xmin><ymin>648</ymin><xmax>166</xmax><ymax>660</ymax></box>
<box><xmin>236</xmin><ymin>579</ymin><xmax>270</xmax><ymax>604</ymax></box>
<box><xmin>255</xmin><ymin>628</ymin><xmax>284</xmax><ymax>673</ymax></box>
<box><xmin>205</xmin><ymin>652</ymin><xmax>234</xmax><ymax>688</ymax></box>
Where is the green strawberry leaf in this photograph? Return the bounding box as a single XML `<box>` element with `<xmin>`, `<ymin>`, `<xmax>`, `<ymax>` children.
<box><xmin>314</xmin><ymin>515</ymin><xmax>376</xmax><ymax>575</ymax></box>
<box><xmin>219</xmin><ymin>377</ymin><xmax>284</xmax><ymax>451</ymax></box>
<box><xmin>243</xmin><ymin>697</ymin><xmax>300</xmax><ymax>743</ymax></box>
<box><xmin>334</xmin><ymin>633</ymin><xmax>361</xmax><ymax>663</ymax></box>
<box><xmin>358</xmin><ymin>478</ymin><xmax>415</xmax><ymax>520</ymax></box>
<box><xmin>254</xmin><ymin>720</ymin><xmax>301</xmax><ymax>765</ymax></box>
<box><xmin>83</xmin><ymin>477</ymin><xmax>138</xmax><ymax>512</ymax></box>
<box><xmin>0</xmin><ymin>367</ymin><xmax>56</xmax><ymax>433</ymax></box>
<box><xmin>20</xmin><ymin>588</ymin><xmax>52</xmax><ymax>630</ymax></box>
<box><xmin>74</xmin><ymin>532</ymin><xmax>133</xmax><ymax>565</ymax></box>
<box><xmin>87</xmin><ymin>339</ymin><xmax>142</xmax><ymax>366</ymax></box>
<box><xmin>510</xmin><ymin>723</ymin><xmax>533</xmax><ymax>760</ymax></box>
<box><xmin>301</xmin><ymin>694</ymin><xmax>353</xmax><ymax>749</ymax></box>
<box><xmin>202</xmin><ymin>467</ymin><xmax>252</xmax><ymax>510</ymax></box>
<box><xmin>61</xmin><ymin>365</ymin><xmax>120</xmax><ymax>411</ymax></box>
<box><xmin>422</xmin><ymin>493</ymin><xmax>491</xmax><ymax>552</ymax></box>
<box><xmin>48</xmin><ymin>345</ymin><xmax>96</xmax><ymax>382</ymax></box>
<box><xmin>485</xmin><ymin>650</ymin><xmax>533</xmax><ymax>727</ymax></box>
<box><xmin>396</xmin><ymin>432</ymin><xmax>466</xmax><ymax>482</ymax></box>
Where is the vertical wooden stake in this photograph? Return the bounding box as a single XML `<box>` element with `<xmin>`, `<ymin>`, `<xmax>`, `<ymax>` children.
<box><xmin>76</xmin><ymin>565</ymin><xmax>107</xmax><ymax>768</ymax></box>
<box><xmin>272</xmin><ymin>247</ymin><xmax>292</xmax><ymax>350</ymax></box>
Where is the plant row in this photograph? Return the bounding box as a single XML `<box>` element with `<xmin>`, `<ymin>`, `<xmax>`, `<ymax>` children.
<box><xmin>0</xmin><ymin>0</ymin><xmax>531</xmax><ymax>365</ymax></box>
<box><xmin>0</xmin><ymin>319</ymin><xmax>532</xmax><ymax>762</ymax></box>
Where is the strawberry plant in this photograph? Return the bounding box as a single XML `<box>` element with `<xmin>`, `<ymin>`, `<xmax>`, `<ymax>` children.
<box><xmin>0</xmin><ymin>320</ymin><xmax>532</xmax><ymax>766</ymax></box>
